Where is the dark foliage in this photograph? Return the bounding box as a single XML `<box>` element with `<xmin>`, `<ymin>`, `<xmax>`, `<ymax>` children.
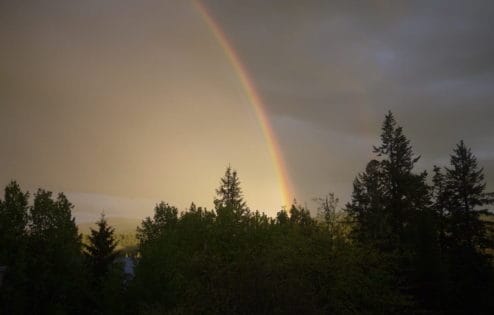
<box><xmin>346</xmin><ymin>112</ymin><xmax>494</xmax><ymax>314</ymax></box>
<box><xmin>84</xmin><ymin>213</ymin><xmax>124</xmax><ymax>314</ymax></box>
<box><xmin>1</xmin><ymin>112</ymin><xmax>493</xmax><ymax>314</ymax></box>
<box><xmin>0</xmin><ymin>185</ymin><xmax>87</xmax><ymax>314</ymax></box>
<box><xmin>85</xmin><ymin>214</ymin><xmax>119</xmax><ymax>281</ymax></box>
<box><xmin>130</xmin><ymin>198</ymin><xmax>408</xmax><ymax>314</ymax></box>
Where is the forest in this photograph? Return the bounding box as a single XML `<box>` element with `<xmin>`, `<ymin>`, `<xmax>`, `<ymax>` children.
<box><xmin>0</xmin><ymin>112</ymin><xmax>493</xmax><ymax>314</ymax></box>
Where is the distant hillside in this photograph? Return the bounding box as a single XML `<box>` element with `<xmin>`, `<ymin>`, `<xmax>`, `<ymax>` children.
<box><xmin>77</xmin><ymin>216</ymin><xmax>142</xmax><ymax>235</ymax></box>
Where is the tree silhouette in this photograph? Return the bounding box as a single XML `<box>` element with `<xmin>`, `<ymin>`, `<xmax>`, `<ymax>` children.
<box><xmin>346</xmin><ymin>112</ymin><xmax>443</xmax><ymax>310</ymax></box>
<box><xmin>372</xmin><ymin>111</ymin><xmax>430</xmax><ymax>243</ymax></box>
<box><xmin>436</xmin><ymin>141</ymin><xmax>494</xmax><ymax>313</ymax></box>
<box><xmin>315</xmin><ymin>193</ymin><xmax>339</xmax><ymax>230</ymax></box>
<box><xmin>26</xmin><ymin>190</ymin><xmax>85</xmax><ymax>314</ymax></box>
<box><xmin>0</xmin><ymin>182</ymin><xmax>30</xmax><ymax>314</ymax></box>
<box><xmin>0</xmin><ymin>181</ymin><xmax>29</xmax><ymax>269</ymax></box>
<box><xmin>136</xmin><ymin>202</ymin><xmax>179</xmax><ymax>246</ymax></box>
<box><xmin>346</xmin><ymin>159</ymin><xmax>389</xmax><ymax>244</ymax></box>
<box><xmin>0</xmin><ymin>182</ymin><xmax>28</xmax><ymax>245</ymax></box>
<box><xmin>2</xmin><ymin>113</ymin><xmax>494</xmax><ymax>315</ymax></box>
<box><xmin>444</xmin><ymin>141</ymin><xmax>494</xmax><ymax>250</ymax></box>
<box><xmin>214</xmin><ymin>165</ymin><xmax>248</xmax><ymax>219</ymax></box>
<box><xmin>85</xmin><ymin>213</ymin><xmax>119</xmax><ymax>282</ymax></box>
<box><xmin>347</xmin><ymin>112</ymin><xmax>431</xmax><ymax>249</ymax></box>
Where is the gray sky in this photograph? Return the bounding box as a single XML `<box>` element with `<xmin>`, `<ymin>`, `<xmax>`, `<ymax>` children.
<box><xmin>204</xmin><ymin>0</ymin><xmax>494</xmax><ymax>205</ymax></box>
<box><xmin>1</xmin><ymin>0</ymin><xmax>493</xmax><ymax>221</ymax></box>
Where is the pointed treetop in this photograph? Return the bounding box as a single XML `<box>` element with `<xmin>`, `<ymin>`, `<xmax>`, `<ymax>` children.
<box><xmin>85</xmin><ymin>213</ymin><xmax>119</xmax><ymax>279</ymax></box>
<box><xmin>373</xmin><ymin>111</ymin><xmax>419</xmax><ymax>173</ymax></box>
<box><xmin>446</xmin><ymin>140</ymin><xmax>490</xmax><ymax>212</ymax></box>
<box><xmin>214</xmin><ymin>165</ymin><xmax>247</xmax><ymax>213</ymax></box>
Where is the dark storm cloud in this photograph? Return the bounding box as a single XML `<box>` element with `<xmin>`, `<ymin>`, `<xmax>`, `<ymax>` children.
<box><xmin>206</xmin><ymin>0</ymin><xmax>494</xmax><ymax>135</ymax></box>
<box><xmin>204</xmin><ymin>0</ymin><xmax>494</xmax><ymax>201</ymax></box>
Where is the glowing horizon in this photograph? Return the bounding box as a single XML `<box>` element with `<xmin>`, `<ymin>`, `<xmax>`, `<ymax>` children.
<box><xmin>193</xmin><ymin>0</ymin><xmax>295</xmax><ymax>208</ymax></box>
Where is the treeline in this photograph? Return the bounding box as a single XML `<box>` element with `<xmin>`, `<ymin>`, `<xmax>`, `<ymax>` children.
<box><xmin>0</xmin><ymin>112</ymin><xmax>493</xmax><ymax>314</ymax></box>
<box><xmin>0</xmin><ymin>187</ymin><xmax>125</xmax><ymax>314</ymax></box>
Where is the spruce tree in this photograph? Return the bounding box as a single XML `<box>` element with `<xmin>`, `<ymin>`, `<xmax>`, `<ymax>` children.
<box><xmin>441</xmin><ymin>141</ymin><xmax>494</xmax><ymax>313</ymax></box>
<box><xmin>372</xmin><ymin>111</ymin><xmax>429</xmax><ymax>242</ymax></box>
<box><xmin>214</xmin><ymin>165</ymin><xmax>248</xmax><ymax>218</ymax></box>
<box><xmin>84</xmin><ymin>213</ymin><xmax>119</xmax><ymax>281</ymax></box>
<box><xmin>444</xmin><ymin>141</ymin><xmax>493</xmax><ymax>251</ymax></box>
<box><xmin>346</xmin><ymin>112</ymin><xmax>430</xmax><ymax>247</ymax></box>
<box><xmin>346</xmin><ymin>112</ymin><xmax>440</xmax><ymax>310</ymax></box>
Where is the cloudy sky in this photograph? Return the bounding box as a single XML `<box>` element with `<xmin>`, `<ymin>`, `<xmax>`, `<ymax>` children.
<box><xmin>1</xmin><ymin>0</ymin><xmax>493</xmax><ymax>222</ymax></box>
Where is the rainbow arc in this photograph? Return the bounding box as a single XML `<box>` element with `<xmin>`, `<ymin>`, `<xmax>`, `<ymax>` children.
<box><xmin>193</xmin><ymin>0</ymin><xmax>294</xmax><ymax>208</ymax></box>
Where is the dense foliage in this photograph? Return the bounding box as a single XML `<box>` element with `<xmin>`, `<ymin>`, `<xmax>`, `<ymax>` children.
<box><xmin>0</xmin><ymin>186</ymin><xmax>86</xmax><ymax>314</ymax></box>
<box><xmin>0</xmin><ymin>112</ymin><xmax>493</xmax><ymax>314</ymax></box>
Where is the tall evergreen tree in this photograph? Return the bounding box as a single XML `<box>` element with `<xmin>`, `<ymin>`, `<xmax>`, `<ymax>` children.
<box><xmin>85</xmin><ymin>213</ymin><xmax>119</xmax><ymax>281</ymax></box>
<box><xmin>443</xmin><ymin>141</ymin><xmax>493</xmax><ymax>250</ymax></box>
<box><xmin>438</xmin><ymin>141</ymin><xmax>494</xmax><ymax>313</ymax></box>
<box><xmin>372</xmin><ymin>112</ymin><xmax>429</xmax><ymax>242</ymax></box>
<box><xmin>346</xmin><ymin>112</ymin><xmax>430</xmax><ymax>247</ymax></box>
<box><xmin>84</xmin><ymin>214</ymin><xmax>127</xmax><ymax>314</ymax></box>
<box><xmin>214</xmin><ymin>165</ymin><xmax>248</xmax><ymax>218</ymax></box>
<box><xmin>346</xmin><ymin>112</ymin><xmax>441</xmax><ymax>311</ymax></box>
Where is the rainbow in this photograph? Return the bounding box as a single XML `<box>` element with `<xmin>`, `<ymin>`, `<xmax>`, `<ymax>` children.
<box><xmin>193</xmin><ymin>0</ymin><xmax>294</xmax><ymax>208</ymax></box>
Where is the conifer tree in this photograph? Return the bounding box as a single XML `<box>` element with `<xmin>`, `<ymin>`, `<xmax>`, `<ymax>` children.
<box><xmin>444</xmin><ymin>141</ymin><xmax>494</xmax><ymax>251</ymax></box>
<box><xmin>85</xmin><ymin>213</ymin><xmax>119</xmax><ymax>281</ymax></box>
<box><xmin>346</xmin><ymin>112</ymin><xmax>439</xmax><ymax>310</ymax></box>
<box><xmin>347</xmin><ymin>112</ymin><xmax>431</xmax><ymax>249</ymax></box>
<box><xmin>214</xmin><ymin>165</ymin><xmax>248</xmax><ymax>217</ymax></box>
<box><xmin>439</xmin><ymin>141</ymin><xmax>494</xmax><ymax>313</ymax></box>
<box><xmin>372</xmin><ymin>112</ymin><xmax>429</xmax><ymax>242</ymax></box>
